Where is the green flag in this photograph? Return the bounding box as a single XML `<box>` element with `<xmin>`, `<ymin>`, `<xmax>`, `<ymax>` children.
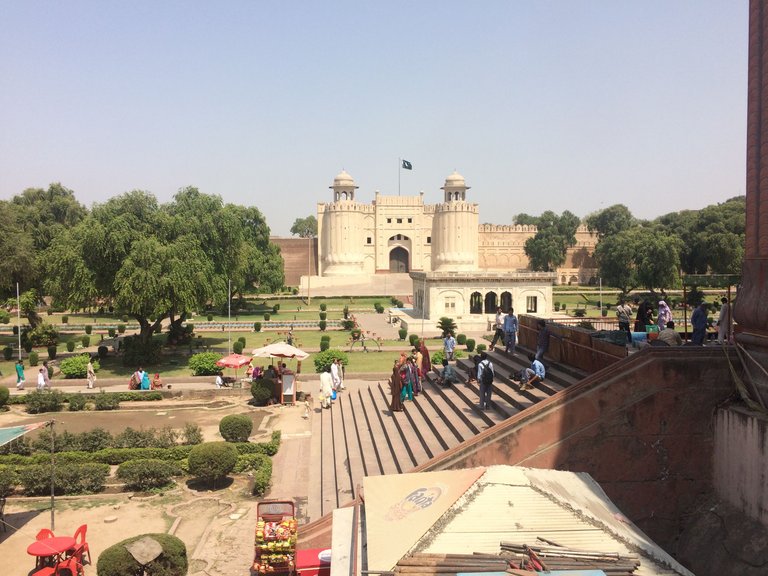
<box><xmin>402</xmin><ymin>159</ymin><xmax>413</xmax><ymax>170</ymax></box>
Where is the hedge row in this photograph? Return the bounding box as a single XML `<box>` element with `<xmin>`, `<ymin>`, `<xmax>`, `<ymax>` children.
<box><xmin>18</xmin><ymin>463</ymin><xmax>110</xmax><ymax>495</ymax></box>
<box><xmin>0</xmin><ymin>433</ymin><xmax>281</xmax><ymax>467</ymax></box>
<box><xmin>8</xmin><ymin>391</ymin><xmax>163</xmax><ymax>405</ymax></box>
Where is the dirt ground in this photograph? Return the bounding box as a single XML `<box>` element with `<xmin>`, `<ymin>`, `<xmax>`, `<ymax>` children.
<box><xmin>0</xmin><ymin>394</ymin><xmax>313</xmax><ymax>576</ymax></box>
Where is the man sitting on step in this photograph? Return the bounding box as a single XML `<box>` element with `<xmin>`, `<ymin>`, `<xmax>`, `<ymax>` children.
<box><xmin>511</xmin><ymin>353</ymin><xmax>545</xmax><ymax>391</ymax></box>
<box><xmin>436</xmin><ymin>359</ymin><xmax>460</xmax><ymax>386</ymax></box>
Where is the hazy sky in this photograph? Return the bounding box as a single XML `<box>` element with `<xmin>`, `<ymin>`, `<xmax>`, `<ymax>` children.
<box><xmin>0</xmin><ymin>1</ymin><xmax>748</xmax><ymax>236</ymax></box>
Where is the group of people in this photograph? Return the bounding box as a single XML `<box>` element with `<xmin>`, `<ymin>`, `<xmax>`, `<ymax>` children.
<box><xmin>387</xmin><ymin>342</ymin><xmax>431</xmax><ymax>412</ymax></box>
<box><xmin>488</xmin><ymin>308</ymin><xmax>520</xmax><ymax>354</ymax></box>
<box><xmin>318</xmin><ymin>358</ymin><xmax>346</xmax><ymax>409</ymax></box>
<box><xmin>14</xmin><ymin>359</ymin><xmax>52</xmax><ymax>391</ymax></box>
<box><xmin>129</xmin><ymin>367</ymin><xmax>162</xmax><ymax>390</ymax></box>
<box><xmin>617</xmin><ymin>296</ymin><xmax>733</xmax><ymax>346</ymax></box>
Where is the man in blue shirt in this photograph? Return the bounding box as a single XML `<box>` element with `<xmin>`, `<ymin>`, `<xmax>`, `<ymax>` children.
<box><xmin>503</xmin><ymin>309</ymin><xmax>519</xmax><ymax>355</ymax></box>
<box><xmin>512</xmin><ymin>353</ymin><xmax>545</xmax><ymax>391</ymax></box>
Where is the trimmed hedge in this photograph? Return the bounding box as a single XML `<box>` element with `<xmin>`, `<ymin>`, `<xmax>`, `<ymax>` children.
<box><xmin>189</xmin><ymin>352</ymin><xmax>222</xmax><ymax>376</ymax></box>
<box><xmin>0</xmin><ymin>465</ymin><xmax>17</xmax><ymax>497</ymax></box>
<box><xmin>233</xmin><ymin>453</ymin><xmax>273</xmax><ymax>496</ymax></box>
<box><xmin>97</xmin><ymin>533</ymin><xmax>187</xmax><ymax>576</ymax></box>
<box><xmin>116</xmin><ymin>458</ymin><xmax>182</xmax><ymax>491</ymax></box>
<box><xmin>19</xmin><ymin>462</ymin><xmax>109</xmax><ymax>495</ymax></box>
<box><xmin>25</xmin><ymin>390</ymin><xmax>65</xmax><ymax>414</ymax></box>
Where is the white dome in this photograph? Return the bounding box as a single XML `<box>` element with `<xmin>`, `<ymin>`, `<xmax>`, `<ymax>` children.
<box><xmin>330</xmin><ymin>170</ymin><xmax>358</xmax><ymax>189</ymax></box>
<box><xmin>441</xmin><ymin>171</ymin><xmax>469</xmax><ymax>190</ymax></box>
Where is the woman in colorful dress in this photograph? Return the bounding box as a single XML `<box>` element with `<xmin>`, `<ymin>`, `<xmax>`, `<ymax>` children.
<box><xmin>389</xmin><ymin>360</ymin><xmax>404</xmax><ymax>413</ymax></box>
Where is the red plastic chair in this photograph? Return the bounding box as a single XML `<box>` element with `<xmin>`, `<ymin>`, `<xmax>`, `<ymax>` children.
<box><xmin>70</xmin><ymin>525</ymin><xmax>90</xmax><ymax>566</ymax></box>
<box><xmin>36</xmin><ymin>528</ymin><xmax>55</xmax><ymax>540</ymax></box>
<box><xmin>57</xmin><ymin>554</ymin><xmax>83</xmax><ymax>576</ymax></box>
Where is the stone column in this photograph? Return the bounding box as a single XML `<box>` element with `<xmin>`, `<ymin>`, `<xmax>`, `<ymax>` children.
<box><xmin>736</xmin><ymin>0</ymin><xmax>768</xmax><ymax>405</ymax></box>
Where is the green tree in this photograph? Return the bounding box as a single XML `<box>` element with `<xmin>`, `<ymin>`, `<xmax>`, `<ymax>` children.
<box><xmin>0</xmin><ymin>203</ymin><xmax>36</xmax><ymax>297</ymax></box>
<box><xmin>593</xmin><ymin>229</ymin><xmax>642</xmax><ymax>294</ymax></box>
<box><xmin>634</xmin><ymin>231</ymin><xmax>682</xmax><ymax>292</ymax></box>
<box><xmin>585</xmin><ymin>204</ymin><xmax>635</xmax><ymax>240</ymax></box>
<box><xmin>513</xmin><ymin>213</ymin><xmax>539</xmax><ymax>226</ymax></box>
<box><xmin>524</xmin><ymin>210</ymin><xmax>580</xmax><ymax>272</ymax></box>
<box><xmin>290</xmin><ymin>215</ymin><xmax>318</xmax><ymax>238</ymax></box>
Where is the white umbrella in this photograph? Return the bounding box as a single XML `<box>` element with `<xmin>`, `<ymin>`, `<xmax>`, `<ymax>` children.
<box><xmin>251</xmin><ymin>341</ymin><xmax>310</xmax><ymax>360</ymax></box>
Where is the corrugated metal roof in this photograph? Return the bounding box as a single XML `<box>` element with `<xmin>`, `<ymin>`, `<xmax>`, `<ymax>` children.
<box><xmin>407</xmin><ymin>466</ymin><xmax>694</xmax><ymax>576</ymax></box>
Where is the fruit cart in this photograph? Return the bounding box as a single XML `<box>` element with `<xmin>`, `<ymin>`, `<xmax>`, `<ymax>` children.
<box><xmin>253</xmin><ymin>500</ymin><xmax>298</xmax><ymax>575</ymax></box>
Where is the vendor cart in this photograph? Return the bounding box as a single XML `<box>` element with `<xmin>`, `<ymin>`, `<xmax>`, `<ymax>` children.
<box><xmin>253</xmin><ymin>500</ymin><xmax>298</xmax><ymax>575</ymax></box>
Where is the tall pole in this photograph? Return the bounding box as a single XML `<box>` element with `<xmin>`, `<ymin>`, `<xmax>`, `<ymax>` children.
<box><xmin>307</xmin><ymin>235</ymin><xmax>312</xmax><ymax>306</ymax></box>
<box><xmin>16</xmin><ymin>282</ymin><xmax>21</xmax><ymax>360</ymax></box>
<box><xmin>599</xmin><ymin>277</ymin><xmax>603</xmax><ymax>316</ymax></box>
<box><xmin>228</xmin><ymin>279</ymin><xmax>232</xmax><ymax>354</ymax></box>
<box><xmin>398</xmin><ymin>158</ymin><xmax>401</xmax><ymax>196</ymax></box>
<box><xmin>49</xmin><ymin>420</ymin><xmax>55</xmax><ymax>531</ymax></box>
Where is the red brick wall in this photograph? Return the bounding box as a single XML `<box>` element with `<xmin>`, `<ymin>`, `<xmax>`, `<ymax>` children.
<box><xmin>271</xmin><ymin>237</ymin><xmax>317</xmax><ymax>287</ymax></box>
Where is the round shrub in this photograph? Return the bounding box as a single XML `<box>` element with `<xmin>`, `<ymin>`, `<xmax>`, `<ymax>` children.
<box><xmin>62</xmin><ymin>315</ymin><xmax>68</xmax><ymax>324</ymax></box>
<box><xmin>121</xmin><ymin>314</ymin><xmax>128</xmax><ymax>322</ymax></box>
<box><xmin>97</xmin><ymin>533</ymin><xmax>187</xmax><ymax>576</ymax></box>
<box><xmin>408</xmin><ymin>334</ymin><xmax>419</xmax><ymax>346</ymax></box>
<box><xmin>81</xmin><ymin>335</ymin><xmax>90</xmax><ymax>348</ymax></box>
<box><xmin>108</xmin><ymin>327</ymin><xmax>116</xmax><ymax>337</ymax></box>
<box><xmin>254</xmin><ymin>322</ymin><xmax>262</xmax><ymax>332</ymax></box>
<box><xmin>476</xmin><ymin>343</ymin><xmax>487</xmax><ymax>353</ymax></box>
<box><xmin>465</xmin><ymin>338</ymin><xmax>476</xmax><ymax>352</ymax></box>
<box><xmin>98</xmin><ymin>345</ymin><xmax>108</xmax><ymax>359</ymax></box>
<box><xmin>0</xmin><ymin>310</ymin><xmax>10</xmax><ymax>324</ymax></box>
<box><xmin>29</xmin><ymin>351</ymin><xmax>39</xmax><ymax>366</ymax></box>
<box><xmin>188</xmin><ymin>442</ymin><xmax>238</xmax><ymax>487</ymax></box>
<box><xmin>250</xmin><ymin>379</ymin><xmax>274</xmax><ymax>406</ymax></box>
<box><xmin>189</xmin><ymin>352</ymin><xmax>221</xmax><ymax>376</ymax></box>
<box><xmin>264</xmin><ymin>313</ymin><xmax>270</xmax><ymax>321</ymax></box>
<box><xmin>117</xmin><ymin>459</ymin><xmax>180</xmax><ymax>491</ymax></box>
<box><xmin>219</xmin><ymin>414</ymin><xmax>253</xmax><ymax>442</ymax></box>
<box><xmin>23</xmin><ymin>341</ymin><xmax>33</xmax><ymax>353</ymax></box>
<box><xmin>319</xmin><ymin>320</ymin><xmax>327</xmax><ymax>331</ymax></box>
<box><xmin>319</xmin><ymin>311</ymin><xmax>327</xmax><ymax>321</ymax></box>
<box><xmin>47</xmin><ymin>345</ymin><xmax>57</xmax><ymax>360</ymax></box>
<box><xmin>232</xmin><ymin>341</ymin><xmax>244</xmax><ymax>354</ymax></box>
<box><xmin>66</xmin><ymin>340</ymin><xmax>75</xmax><ymax>352</ymax></box>
<box><xmin>320</xmin><ymin>341</ymin><xmax>330</xmax><ymax>352</ymax></box>
<box><xmin>272</xmin><ymin>304</ymin><xmax>280</xmax><ymax>313</ymax></box>
<box><xmin>207</xmin><ymin>314</ymin><xmax>213</xmax><ymax>322</ymax></box>
<box><xmin>320</xmin><ymin>334</ymin><xmax>331</xmax><ymax>342</ymax></box>
<box><xmin>85</xmin><ymin>325</ymin><xmax>92</xmax><ymax>334</ymax></box>
<box><xmin>320</xmin><ymin>303</ymin><xmax>327</xmax><ymax>311</ymax></box>
<box><xmin>60</xmin><ymin>354</ymin><xmax>99</xmax><ymax>379</ymax></box>
<box><xmin>117</xmin><ymin>324</ymin><xmax>126</xmax><ymax>334</ymax></box>
<box><xmin>0</xmin><ymin>386</ymin><xmax>9</xmax><ymax>409</ymax></box>
<box><xmin>398</xmin><ymin>328</ymin><xmax>407</xmax><ymax>340</ymax></box>
<box><xmin>457</xmin><ymin>334</ymin><xmax>467</xmax><ymax>345</ymax></box>
<box><xmin>3</xmin><ymin>346</ymin><xmax>13</xmax><ymax>360</ymax></box>
<box><xmin>313</xmin><ymin>349</ymin><xmax>348</xmax><ymax>373</ymax></box>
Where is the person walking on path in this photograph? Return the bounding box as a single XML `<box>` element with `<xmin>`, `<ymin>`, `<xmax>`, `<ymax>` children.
<box><xmin>717</xmin><ymin>297</ymin><xmax>732</xmax><ymax>344</ymax></box>
<box><xmin>616</xmin><ymin>299</ymin><xmax>633</xmax><ymax>343</ymax></box>
<box><xmin>535</xmin><ymin>320</ymin><xmax>551</xmax><ymax>362</ymax></box>
<box><xmin>477</xmin><ymin>352</ymin><xmax>494</xmax><ymax>411</ymax></box>
<box><xmin>36</xmin><ymin>367</ymin><xmax>46</xmax><ymax>391</ymax></box>
<box><xmin>42</xmin><ymin>361</ymin><xmax>51</xmax><ymax>389</ymax></box>
<box><xmin>319</xmin><ymin>368</ymin><xmax>334</xmax><ymax>409</ymax></box>
<box><xmin>15</xmin><ymin>360</ymin><xmax>25</xmax><ymax>390</ymax></box>
<box><xmin>87</xmin><ymin>358</ymin><xmax>96</xmax><ymax>389</ymax></box>
<box><xmin>388</xmin><ymin>360</ymin><xmax>404</xmax><ymax>413</ymax></box>
<box><xmin>503</xmin><ymin>309</ymin><xmax>519</xmax><ymax>354</ymax></box>
<box><xmin>656</xmin><ymin>301</ymin><xmax>672</xmax><ymax>331</ymax></box>
<box><xmin>419</xmin><ymin>341</ymin><xmax>431</xmax><ymax>379</ymax></box>
<box><xmin>691</xmin><ymin>302</ymin><xmax>708</xmax><ymax>345</ymax></box>
<box><xmin>331</xmin><ymin>358</ymin><xmax>345</xmax><ymax>391</ymax></box>
<box><xmin>489</xmin><ymin>308</ymin><xmax>505</xmax><ymax>351</ymax></box>
<box><xmin>443</xmin><ymin>333</ymin><xmax>457</xmax><ymax>361</ymax></box>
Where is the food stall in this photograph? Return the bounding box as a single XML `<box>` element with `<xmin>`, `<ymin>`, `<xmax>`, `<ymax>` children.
<box><xmin>253</xmin><ymin>500</ymin><xmax>298</xmax><ymax>575</ymax></box>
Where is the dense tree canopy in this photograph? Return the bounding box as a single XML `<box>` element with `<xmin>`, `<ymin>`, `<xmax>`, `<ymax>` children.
<box><xmin>523</xmin><ymin>210</ymin><xmax>581</xmax><ymax>272</ymax></box>
<box><xmin>290</xmin><ymin>215</ymin><xmax>317</xmax><ymax>238</ymax></box>
<box><xmin>32</xmin><ymin>186</ymin><xmax>283</xmax><ymax>345</ymax></box>
<box><xmin>590</xmin><ymin>197</ymin><xmax>745</xmax><ymax>292</ymax></box>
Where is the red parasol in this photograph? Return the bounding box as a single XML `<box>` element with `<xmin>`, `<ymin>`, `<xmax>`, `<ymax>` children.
<box><xmin>216</xmin><ymin>353</ymin><xmax>252</xmax><ymax>379</ymax></box>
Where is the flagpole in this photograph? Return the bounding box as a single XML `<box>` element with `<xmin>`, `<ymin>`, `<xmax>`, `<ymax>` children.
<box><xmin>398</xmin><ymin>157</ymin><xmax>401</xmax><ymax>196</ymax></box>
<box><xmin>16</xmin><ymin>283</ymin><xmax>21</xmax><ymax>360</ymax></box>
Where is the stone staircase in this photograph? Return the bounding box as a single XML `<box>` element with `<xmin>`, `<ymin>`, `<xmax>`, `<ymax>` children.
<box><xmin>306</xmin><ymin>348</ymin><xmax>584</xmax><ymax>523</ymax></box>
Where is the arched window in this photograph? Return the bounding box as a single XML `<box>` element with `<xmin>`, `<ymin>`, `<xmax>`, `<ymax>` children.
<box><xmin>484</xmin><ymin>292</ymin><xmax>498</xmax><ymax>314</ymax></box>
<box><xmin>500</xmin><ymin>292</ymin><xmax>512</xmax><ymax>313</ymax></box>
<box><xmin>470</xmin><ymin>292</ymin><xmax>483</xmax><ymax>314</ymax></box>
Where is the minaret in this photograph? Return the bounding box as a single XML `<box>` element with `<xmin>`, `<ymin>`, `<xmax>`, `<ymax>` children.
<box><xmin>320</xmin><ymin>170</ymin><xmax>365</xmax><ymax>276</ymax></box>
<box><xmin>431</xmin><ymin>171</ymin><xmax>479</xmax><ymax>271</ymax></box>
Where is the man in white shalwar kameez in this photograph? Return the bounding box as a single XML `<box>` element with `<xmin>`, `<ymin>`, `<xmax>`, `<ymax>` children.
<box><xmin>320</xmin><ymin>369</ymin><xmax>334</xmax><ymax>409</ymax></box>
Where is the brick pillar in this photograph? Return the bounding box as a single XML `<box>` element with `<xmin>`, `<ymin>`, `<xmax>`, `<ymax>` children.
<box><xmin>736</xmin><ymin>0</ymin><xmax>768</xmax><ymax>405</ymax></box>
